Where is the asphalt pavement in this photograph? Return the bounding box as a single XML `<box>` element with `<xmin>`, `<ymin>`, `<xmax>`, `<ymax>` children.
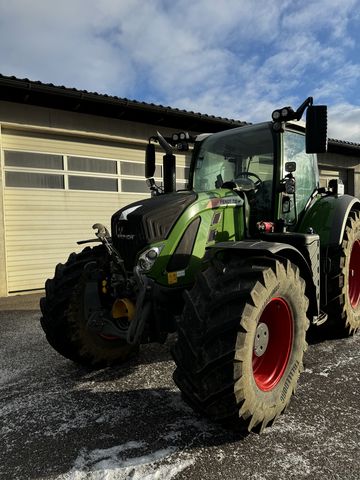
<box><xmin>0</xmin><ymin>294</ymin><xmax>359</xmax><ymax>480</ymax></box>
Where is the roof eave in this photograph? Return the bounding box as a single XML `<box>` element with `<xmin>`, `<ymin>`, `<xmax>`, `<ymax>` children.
<box><xmin>0</xmin><ymin>75</ymin><xmax>247</xmax><ymax>133</ymax></box>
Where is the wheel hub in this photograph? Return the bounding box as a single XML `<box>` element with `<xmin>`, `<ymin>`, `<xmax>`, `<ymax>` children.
<box><xmin>253</xmin><ymin>322</ymin><xmax>269</xmax><ymax>357</ymax></box>
<box><xmin>252</xmin><ymin>297</ymin><xmax>293</xmax><ymax>392</ymax></box>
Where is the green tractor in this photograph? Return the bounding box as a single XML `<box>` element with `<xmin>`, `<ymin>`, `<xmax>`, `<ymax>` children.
<box><xmin>40</xmin><ymin>97</ymin><xmax>360</xmax><ymax>432</ymax></box>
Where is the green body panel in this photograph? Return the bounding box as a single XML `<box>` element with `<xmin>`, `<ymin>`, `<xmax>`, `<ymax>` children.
<box><xmin>147</xmin><ymin>189</ymin><xmax>245</xmax><ymax>287</ymax></box>
<box><xmin>297</xmin><ymin>195</ymin><xmax>336</xmax><ymax>246</ymax></box>
<box><xmin>298</xmin><ymin>194</ymin><xmax>360</xmax><ymax>247</ymax></box>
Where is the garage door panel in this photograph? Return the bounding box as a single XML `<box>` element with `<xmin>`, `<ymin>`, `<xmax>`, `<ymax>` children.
<box><xmin>5</xmin><ymin>252</ymin><xmax>84</xmax><ymax>264</ymax></box>
<box><xmin>4</xmin><ymin>188</ymin><xmax>150</xmax><ymax>293</ymax></box>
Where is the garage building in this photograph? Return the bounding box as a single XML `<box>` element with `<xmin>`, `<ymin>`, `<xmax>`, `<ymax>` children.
<box><xmin>0</xmin><ymin>75</ymin><xmax>359</xmax><ymax>296</ymax></box>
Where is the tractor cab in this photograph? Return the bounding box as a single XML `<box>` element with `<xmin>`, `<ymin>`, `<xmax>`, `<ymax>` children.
<box><xmin>190</xmin><ymin>120</ymin><xmax>321</xmax><ymax>232</ymax></box>
<box><xmin>190</xmin><ymin>122</ymin><xmax>276</xmax><ymax>231</ymax></box>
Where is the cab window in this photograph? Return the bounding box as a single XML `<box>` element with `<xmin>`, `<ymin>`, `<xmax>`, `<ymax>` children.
<box><xmin>283</xmin><ymin>131</ymin><xmax>318</xmax><ymax>221</ymax></box>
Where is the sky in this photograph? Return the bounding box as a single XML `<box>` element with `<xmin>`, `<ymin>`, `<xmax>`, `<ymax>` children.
<box><xmin>0</xmin><ymin>0</ymin><xmax>360</xmax><ymax>141</ymax></box>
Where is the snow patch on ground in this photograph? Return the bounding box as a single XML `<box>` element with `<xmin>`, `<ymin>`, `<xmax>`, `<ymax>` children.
<box><xmin>0</xmin><ymin>368</ymin><xmax>21</xmax><ymax>386</ymax></box>
<box><xmin>276</xmin><ymin>452</ymin><xmax>312</xmax><ymax>475</ymax></box>
<box><xmin>58</xmin><ymin>441</ymin><xmax>195</xmax><ymax>480</ymax></box>
<box><xmin>263</xmin><ymin>411</ymin><xmax>326</xmax><ymax>440</ymax></box>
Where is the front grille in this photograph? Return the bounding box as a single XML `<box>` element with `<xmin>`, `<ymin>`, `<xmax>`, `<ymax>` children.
<box><xmin>111</xmin><ymin>191</ymin><xmax>197</xmax><ymax>271</ymax></box>
<box><xmin>112</xmin><ymin>219</ymin><xmax>148</xmax><ymax>270</ymax></box>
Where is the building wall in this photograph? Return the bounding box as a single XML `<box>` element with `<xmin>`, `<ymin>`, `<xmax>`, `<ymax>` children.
<box><xmin>0</xmin><ymin>101</ymin><xmax>191</xmax><ymax>295</ymax></box>
<box><xmin>318</xmin><ymin>151</ymin><xmax>360</xmax><ymax>196</ymax></box>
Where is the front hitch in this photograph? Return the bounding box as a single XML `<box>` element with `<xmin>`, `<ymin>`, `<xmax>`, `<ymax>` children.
<box><xmin>126</xmin><ymin>268</ymin><xmax>153</xmax><ymax>345</ymax></box>
<box><xmin>83</xmin><ymin>262</ymin><xmax>153</xmax><ymax>346</ymax></box>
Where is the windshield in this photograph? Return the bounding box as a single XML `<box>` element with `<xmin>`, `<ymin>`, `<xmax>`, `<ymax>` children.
<box><xmin>192</xmin><ymin>123</ymin><xmax>274</xmax><ymax>192</ymax></box>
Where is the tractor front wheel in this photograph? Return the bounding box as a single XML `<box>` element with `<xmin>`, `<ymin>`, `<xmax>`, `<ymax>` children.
<box><xmin>40</xmin><ymin>246</ymin><xmax>138</xmax><ymax>367</ymax></box>
<box><xmin>172</xmin><ymin>256</ymin><xmax>309</xmax><ymax>432</ymax></box>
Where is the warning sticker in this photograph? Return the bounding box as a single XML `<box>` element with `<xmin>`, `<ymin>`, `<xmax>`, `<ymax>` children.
<box><xmin>168</xmin><ymin>272</ymin><xmax>178</xmax><ymax>284</ymax></box>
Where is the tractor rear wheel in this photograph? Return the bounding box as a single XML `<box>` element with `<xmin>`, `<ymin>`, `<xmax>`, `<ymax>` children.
<box><xmin>40</xmin><ymin>245</ymin><xmax>138</xmax><ymax>367</ymax></box>
<box><xmin>324</xmin><ymin>210</ymin><xmax>360</xmax><ymax>336</ymax></box>
<box><xmin>172</xmin><ymin>256</ymin><xmax>309</xmax><ymax>432</ymax></box>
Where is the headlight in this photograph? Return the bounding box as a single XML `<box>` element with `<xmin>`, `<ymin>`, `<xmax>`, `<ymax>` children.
<box><xmin>137</xmin><ymin>245</ymin><xmax>164</xmax><ymax>272</ymax></box>
<box><xmin>272</xmin><ymin>110</ymin><xmax>281</xmax><ymax>120</ymax></box>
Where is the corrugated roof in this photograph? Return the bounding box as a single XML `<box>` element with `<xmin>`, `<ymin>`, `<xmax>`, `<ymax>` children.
<box><xmin>328</xmin><ymin>137</ymin><xmax>360</xmax><ymax>154</ymax></box>
<box><xmin>0</xmin><ymin>74</ymin><xmax>247</xmax><ymax>132</ymax></box>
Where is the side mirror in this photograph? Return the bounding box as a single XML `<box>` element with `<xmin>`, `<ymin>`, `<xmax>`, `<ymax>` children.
<box><xmin>145</xmin><ymin>143</ymin><xmax>156</xmax><ymax>178</ymax></box>
<box><xmin>306</xmin><ymin>105</ymin><xmax>327</xmax><ymax>153</ymax></box>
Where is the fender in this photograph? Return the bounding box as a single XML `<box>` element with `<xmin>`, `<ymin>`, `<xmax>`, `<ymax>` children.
<box><xmin>208</xmin><ymin>238</ymin><xmax>321</xmax><ymax>323</ymax></box>
<box><xmin>299</xmin><ymin>194</ymin><xmax>360</xmax><ymax>247</ymax></box>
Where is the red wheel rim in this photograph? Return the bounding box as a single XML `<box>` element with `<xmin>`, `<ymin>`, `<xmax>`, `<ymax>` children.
<box><xmin>349</xmin><ymin>240</ymin><xmax>360</xmax><ymax>308</ymax></box>
<box><xmin>252</xmin><ymin>297</ymin><xmax>293</xmax><ymax>391</ymax></box>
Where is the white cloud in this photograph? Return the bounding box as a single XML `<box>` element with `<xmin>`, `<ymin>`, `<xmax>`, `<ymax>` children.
<box><xmin>328</xmin><ymin>103</ymin><xmax>360</xmax><ymax>142</ymax></box>
<box><xmin>0</xmin><ymin>0</ymin><xmax>137</xmax><ymax>91</ymax></box>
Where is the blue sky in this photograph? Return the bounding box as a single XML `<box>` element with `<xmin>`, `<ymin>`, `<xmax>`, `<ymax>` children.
<box><xmin>0</xmin><ymin>0</ymin><xmax>360</xmax><ymax>140</ymax></box>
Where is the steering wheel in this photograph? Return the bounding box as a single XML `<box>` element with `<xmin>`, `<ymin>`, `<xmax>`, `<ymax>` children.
<box><xmin>234</xmin><ymin>172</ymin><xmax>263</xmax><ymax>189</ymax></box>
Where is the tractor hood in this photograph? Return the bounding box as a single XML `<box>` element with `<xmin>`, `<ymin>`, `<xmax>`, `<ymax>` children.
<box><xmin>111</xmin><ymin>191</ymin><xmax>197</xmax><ymax>270</ymax></box>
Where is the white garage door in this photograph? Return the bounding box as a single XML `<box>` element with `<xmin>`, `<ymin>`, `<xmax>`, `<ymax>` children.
<box><xmin>2</xmin><ymin>128</ymin><xmax>190</xmax><ymax>294</ymax></box>
<box><xmin>2</xmin><ymin>130</ymin><xmax>146</xmax><ymax>293</ymax></box>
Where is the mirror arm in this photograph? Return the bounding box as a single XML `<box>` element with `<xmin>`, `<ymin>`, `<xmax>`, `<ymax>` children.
<box><xmin>294</xmin><ymin>97</ymin><xmax>313</xmax><ymax>121</ymax></box>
